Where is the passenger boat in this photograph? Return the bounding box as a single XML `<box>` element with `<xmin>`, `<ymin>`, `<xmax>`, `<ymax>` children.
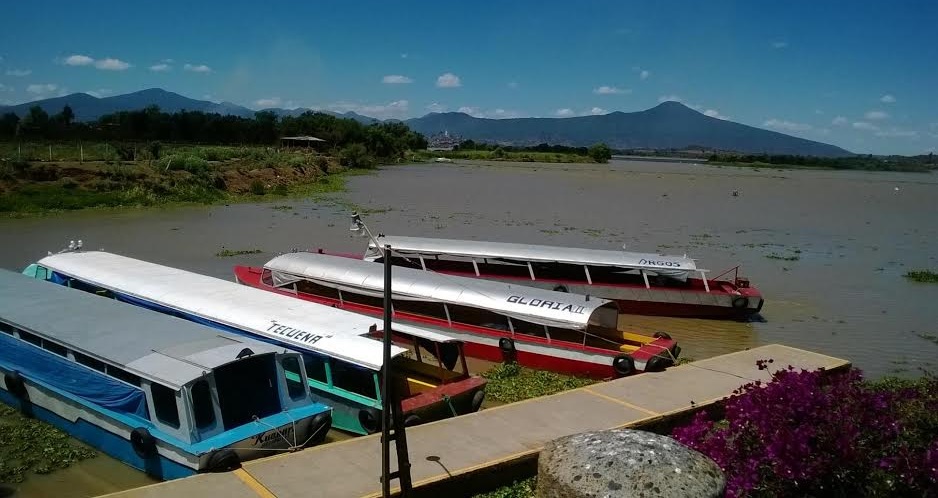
<box><xmin>234</xmin><ymin>252</ymin><xmax>680</xmax><ymax>379</ymax></box>
<box><xmin>349</xmin><ymin>234</ymin><xmax>764</xmax><ymax>320</ymax></box>
<box><xmin>0</xmin><ymin>270</ymin><xmax>333</xmax><ymax>480</ymax></box>
<box><xmin>26</xmin><ymin>251</ymin><xmax>486</xmax><ymax>436</ymax></box>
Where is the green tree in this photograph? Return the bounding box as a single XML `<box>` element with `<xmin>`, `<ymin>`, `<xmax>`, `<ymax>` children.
<box><xmin>20</xmin><ymin>106</ymin><xmax>50</xmax><ymax>137</ymax></box>
<box><xmin>339</xmin><ymin>143</ymin><xmax>376</xmax><ymax>169</ymax></box>
<box><xmin>59</xmin><ymin>104</ymin><xmax>75</xmax><ymax>127</ymax></box>
<box><xmin>588</xmin><ymin>143</ymin><xmax>612</xmax><ymax>163</ymax></box>
<box><xmin>0</xmin><ymin>112</ymin><xmax>20</xmax><ymax>137</ymax></box>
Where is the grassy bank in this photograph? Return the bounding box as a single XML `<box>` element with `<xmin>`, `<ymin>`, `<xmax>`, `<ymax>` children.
<box><xmin>481</xmin><ymin>362</ymin><xmax>595</xmax><ymax>404</ymax></box>
<box><xmin>0</xmin><ymin>142</ymin><xmax>374</xmax><ymax>216</ymax></box>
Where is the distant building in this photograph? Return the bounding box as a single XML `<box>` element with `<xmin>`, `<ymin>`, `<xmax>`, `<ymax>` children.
<box><xmin>427</xmin><ymin>130</ymin><xmax>462</xmax><ymax>151</ymax></box>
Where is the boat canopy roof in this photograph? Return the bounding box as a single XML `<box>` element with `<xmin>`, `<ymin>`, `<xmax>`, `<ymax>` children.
<box><xmin>365</xmin><ymin>235</ymin><xmax>699</xmax><ymax>274</ymax></box>
<box><xmin>264</xmin><ymin>252</ymin><xmax>620</xmax><ymax>330</ymax></box>
<box><xmin>0</xmin><ymin>269</ymin><xmax>285</xmax><ymax>390</ymax></box>
<box><xmin>37</xmin><ymin>251</ymin><xmax>407</xmax><ymax>371</ymax></box>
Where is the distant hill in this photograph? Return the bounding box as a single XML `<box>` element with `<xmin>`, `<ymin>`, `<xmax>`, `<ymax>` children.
<box><xmin>0</xmin><ymin>89</ymin><xmax>852</xmax><ymax>156</ymax></box>
<box><xmin>404</xmin><ymin>102</ymin><xmax>853</xmax><ymax>157</ymax></box>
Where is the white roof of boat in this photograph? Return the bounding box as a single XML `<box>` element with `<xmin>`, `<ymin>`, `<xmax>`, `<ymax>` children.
<box><xmin>366</xmin><ymin>236</ymin><xmax>699</xmax><ymax>273</ymax></box>
<box><xmin>0</xmin><ymin>269</ymin><xmax>285</xmax><ymax>389</ymax></box>
<box><xmin>264</xmin><ymin>252</ymin><xmax>618</xmax><ymax>330</ymax></box>
<box><xmin>37</xmin><ymin>251</ymin><xmax>407</xmax><ymax>371</ymax></box>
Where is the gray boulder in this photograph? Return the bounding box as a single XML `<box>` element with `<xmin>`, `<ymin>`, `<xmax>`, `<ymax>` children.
<box><xmin>537</xmin><ymin>429</ymin><xmax>724</xmax><ymax>498</ymax></box>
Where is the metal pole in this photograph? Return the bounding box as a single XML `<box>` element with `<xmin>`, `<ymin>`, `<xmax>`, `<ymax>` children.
<box><xmin>381</xmin><ymin>243</ymin><xmax>392</xmax><ymax>498</ymax></box>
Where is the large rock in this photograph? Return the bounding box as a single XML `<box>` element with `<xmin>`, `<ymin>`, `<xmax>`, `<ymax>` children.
<box><xmin>537</xmin><ymin>429</ymin><xmax>724</xmax><ymax>498</ymax></box>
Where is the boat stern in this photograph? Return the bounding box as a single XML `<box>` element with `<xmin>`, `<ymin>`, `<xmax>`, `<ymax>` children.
<box><xmin>399</xmin><ymin>376</ymin><xmax>487</xmax><ymax>425</ymax></box>
<box><xmin>627</xmin><ymin>334</ymin><xmax>680</xmax><ymax>374</ymax></box>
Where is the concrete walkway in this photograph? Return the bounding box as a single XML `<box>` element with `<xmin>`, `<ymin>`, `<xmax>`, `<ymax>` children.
<box><xmin>102</xmin><ymin>344</ymin><xmax>849</xmax><ymax>498</ymax></box>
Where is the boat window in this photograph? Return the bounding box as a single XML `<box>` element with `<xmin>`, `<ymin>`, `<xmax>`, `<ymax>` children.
<box><xmin>151</xmin><ymin>383</ymin><xmax>181</xmax><ymax>428</ymax></box>
<box><xmin>261</xmin><ymin>269</ymin><xmax>274</xmax><ymax>286</ymax></box>
<box><xmin>42</xmin><ymin>340</ymin><xmax>68</xmax><ymax>357</ymax></box>
<box><xmin>303</xmin><ymin>354</ymin><xmax>329</xmax><ymax>384</ymax></box>
<box><xmin>18</xmin><ymin>330</ymin><xmax>42</xmax><ymax>347</ymax></box>
<box><xmin>446</xmin><ymin>304</ymin><xmax>511</xmax><ymax>331</ymax></box>
<box><xmin>332</xmin><ymin>361</ymin><xmax>377</xmax><ymax>400</ymax></box>
<box><xmin>511</xmin><ymin>318</ymin><xmax>549</xmax><ymax>339</ymax></box>
<box><xmin>282</xmin><ymin>356</ymin><xmax>307</xmax><ymax>400</ymax></box>
<box><xmin>190</xmin><ymin>380</ymin><xmax>216</xmax><ymax>429</ymax></box>
<box><xmin>108</xmin><ymin>367</ymin><xmax>142</xmax><ymax>387</ymax></box>
<box><xmin>392</xmin><ymin>299</ymin><xmax>448</xmax><ymax>321</ymax></box>
<box><xmin>75</xmin><ymin>352</ymin><xmax>107</xmax><ymax>372</ymax></box>
<box><xmin>339</xmin><ymin>290</ymin><xmax>385</xmax><ymax>309</ymax></box>
<box><xmin>0</xmin><ymin>322</ymin><xmax>13</xmax><ymax>334</ymax></box>
<box><xmin>294</xmin><ymin>279</ymin><xmax>342</xmax><ymax>300</ymax></box>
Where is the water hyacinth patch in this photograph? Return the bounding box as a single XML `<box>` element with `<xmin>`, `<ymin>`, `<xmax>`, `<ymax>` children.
<box><xmin>672</xmin><ymin>361</ymin><xmax>938</xmax><ymax>497</ymax></box>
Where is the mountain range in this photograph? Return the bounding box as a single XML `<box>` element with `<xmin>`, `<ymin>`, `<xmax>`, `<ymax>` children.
<box><xmin>0</xmin><ymin>88</ymin><xmax>851</xmax><ymax>156</ymax></box>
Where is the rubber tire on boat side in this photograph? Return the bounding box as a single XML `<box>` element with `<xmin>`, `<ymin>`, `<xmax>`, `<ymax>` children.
<box><xmin>205</xmin><ymin>449</ymin><xmax>241</xmax><ymax>472</ymax></box>
<box><xmin>306</xmin><ymin>411</ymin><xmax>332</xmax><ymax>447</ymax></box>
<box><xmin>3</xmin><ymin>371</ymin><xmax>28</xmax><ymax>400</ymax></box>
<box><xmin>653</xmin><ymin>331</ymin><xmax>672</xmax><ymax>340</ymax></box>
<box><xmin>732</xmin><ymin>296</ymin><xmax>749</xmax><ymax>309</ymax></box>
<box><xmin>553</xmin><ymin>284</ymin><xmax>569</xmax><ymax>293</ymax></box>
<box><xmin>612</xmin><ymin>355</ymin><xmax>635</xmax><ymax>377</ymax></box>
<box><xmin>404</xmin><ymin>414</ymin><xmax>421</xmax><ymax>427</ymax></box>
<box><xmin>359</xmin><ymin>408</ymin><xmax>380</xmax><ymax>434</ymax></box>
<box><xmin>471</xmin><ymin>390</ymin><xmax>486</xmax><ymax>412</ymax></box>
<box><xmin>130</xmin><ymin>427</ymin><xmax>158</xmax><ymax>459</ymax></box>
<box><xmin>645</xmin><ymin>355</ymin><xmax>669</xmax><ymax>373</ymax></box>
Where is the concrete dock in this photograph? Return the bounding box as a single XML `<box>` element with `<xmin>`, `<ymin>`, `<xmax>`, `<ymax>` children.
<box><xmin>101</xmin><ymin>344</ymin><xmax>849</xmax><ymax>498</ymax></box>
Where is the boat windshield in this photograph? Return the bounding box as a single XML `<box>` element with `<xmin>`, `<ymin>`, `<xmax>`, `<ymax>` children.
<box><xmin>212</xmin><ymin>353</ymin><xmax>282</xmax><ymax>430</ymax></box>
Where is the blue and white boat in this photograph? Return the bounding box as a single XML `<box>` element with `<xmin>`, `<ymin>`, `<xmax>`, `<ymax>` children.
<box><xmin>25</xmin><ymin>250</ymin><xmax>487</xmax><ymax>436</ymax></box>
<box><xmin>0</xmin><ymin>270</ymin><xmax>333</xmax><ymax>480</ymax></box>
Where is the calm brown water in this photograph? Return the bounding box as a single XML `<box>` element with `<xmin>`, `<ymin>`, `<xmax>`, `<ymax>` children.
<box><xmin>1</xmin><ymin>159</ymin><xmax>937</xmax><ymax>495</ymax></box>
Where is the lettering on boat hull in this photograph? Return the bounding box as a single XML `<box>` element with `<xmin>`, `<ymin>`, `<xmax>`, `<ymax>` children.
<box><xmin>507</xmin><ymin>295</ymin><xmax>585</xmax><ymax>315</ymax></box>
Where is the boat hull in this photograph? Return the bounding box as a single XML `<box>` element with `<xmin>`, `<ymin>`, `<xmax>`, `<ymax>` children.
<box><xmin>235</xmin><ymin>266</ymin><xmax>678</xmax><ymax>379</ymax></box>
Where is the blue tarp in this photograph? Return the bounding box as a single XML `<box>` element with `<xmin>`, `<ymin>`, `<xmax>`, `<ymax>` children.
<box><xmin>0</xmin><ymin>332</ymin><xmax>149</xmax><ymax>418</ymax></box>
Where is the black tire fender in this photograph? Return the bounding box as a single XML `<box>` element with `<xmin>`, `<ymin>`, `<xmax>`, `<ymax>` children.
<box><xmin>732</xmin><ymin>296</ymin><xmax>748</xmax><ymax>309</ymax></box>
<box><xmin>553</xmin><ymin>284</ymin><xmax>569</xmax><ymax>293</ymax></box>
<box><xmin>306</xmin><ymin>411</ymin><xmax>332</xmax><ymax>446</ymax></box>
<box><xmin>498</xmin><ymin>337</ymin><xmax>515</xmax><ymax>354</ymax></box>
<box><xmin>470</xmin><ymin>390</ymin><xmax>486</xmax><ymax>412</ymax></box>
<box><xmin>358</xmin><ymin>408</ymin><xmax>380</xmax><ymax>435</ymax></box>
<box><xmin>130</xmin><ymin>427</ymin><xmax>157</xmax><ymax>459</ymax></box>
<box><xmin>205</xmin><ymin>449</ymin><xmax>240</xmax><ymax>472</ymax></box>
<box><xmin>653</xmin><ymin>331</ymin><xmax>672</xmax><ymax>340</ymax></box>
<box><xmin>3</xmin><ymin>371</ymin><xmax>28</xmax><ymax>400</ymax></box>
<box><xmin>404</xmin><ymin>414</ymin><xmax>421</xmax><ymax>427</ymax></box>
<box><xmin>612</xmin><ymin>355</ymin><xmax>635</xmax><ymax>377</ymax></box>
<box><xmin>645</xmin><ymin>355</ymin><xmax>670</xmax><ymax>373</ymax></box>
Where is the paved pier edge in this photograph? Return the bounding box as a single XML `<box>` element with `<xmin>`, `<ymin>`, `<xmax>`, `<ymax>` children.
<box><xmin>98</xmin><ymin>345</ymin><xmax>850</xmax><ymax>498</ymax></box>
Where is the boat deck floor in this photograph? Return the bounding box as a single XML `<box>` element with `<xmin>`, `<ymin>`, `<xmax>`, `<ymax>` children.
<box><xmin>101</xmin><ymin>344</ymin><xmax>849</xmax><ymax>498</ymax></box>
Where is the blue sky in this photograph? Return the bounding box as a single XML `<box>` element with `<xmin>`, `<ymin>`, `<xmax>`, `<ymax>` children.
<box><xmin>1</xmin><ymin>1</ymin><xmax>936</xmax><ymax>155</ymax></box>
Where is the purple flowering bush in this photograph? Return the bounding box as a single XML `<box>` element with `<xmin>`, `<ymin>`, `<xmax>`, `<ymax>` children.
<box><xmin>672</xmin><ymin>361</ymin><xmax>938</xmax><ymax>497</ymax></box>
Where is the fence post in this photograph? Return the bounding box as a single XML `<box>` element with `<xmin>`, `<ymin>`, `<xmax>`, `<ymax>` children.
<box><xmin>80</xmin><ymin>142</ymin><xmax>84</xmax><ymax>164</ymax></box>
<box><xmin>49</xmin><ymin>144</ymin><xmax>53</xmax><ymax>161</ymax></box>
<box><xmin>17</xmin><ymin>143</ymin><xmax>21</xmax><ymax>160</ymax></box>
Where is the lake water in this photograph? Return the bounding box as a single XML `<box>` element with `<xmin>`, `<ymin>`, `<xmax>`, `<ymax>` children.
<box><xmin>1</xmin><ymin>159</ymin><xmax>937</xmax><ymax>495</ymax></box>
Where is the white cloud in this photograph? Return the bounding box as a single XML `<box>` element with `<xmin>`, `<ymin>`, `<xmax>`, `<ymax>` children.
<box><xmin>554</xmin><ymin>108</ymin><xmax>575</xmax><ymax>117</ymax></box>
<box><xmin>590</xmin><ymin>107</ymin><xmax>607</xmax><ymax>115</ymax></box>
<box><xmin>426</xmin><ymin>102</ymin><xmax>447</xmax><ymax>113</ymax></box>
<box><xmin>507</xmin><ymin>81</ymin><xmax>518</xmax><ymax>89</ymax></box>
<box><xmin>639</xmin><ymin>70</ymin><xmax>650</xmax><ymax>80</ymax></box>
<box><xmin>658</xmin><ymin>95</ymin><xmax>682</xmax><ymax>103</ymax></box>
<box><xmin>458</xmin><ymin>106</ymin><xmax>481</xmax><ymax>116</ymax></box>
<box><xmin>327</xmin><ymin>100</ymin><xmax>410</xmax><ymax>119</ymax></box>
<box><xmin>162</xmin><ymin>58</ymin><xmax>175</xmax><ymax>63</ymax></box>
<box><xmin>771</xmin><ymin>41</ymin><xmax>788</xmax><ymax>49</ymax></box>
<box><xmin>436</xmin><ymin>72</ymin><xmax>461</xmax><ymax>88</ymax></box>
<box><xmin>832</xmin><ymin>116</ymin><xmax>848</xmax><ymax>126</ymax></box>
<box><xmin>0</xmin><ymin>83</ymin><xmax>12</xmax><ymax>92</ymax></box>
<box><xmin>763</xmin><ymin>118</ymin><xmax>813</xmax><ymax>132</ymax></box>
<box><xmin>5</xmin><ymin>69</ymin><xmax>31</xmax><ymax>77</ymax></box>
<box><xmin>400</xmin><ymin>53</ymin><xmax>408</xmax><ymax>59</ymax></box>
<box><xmin>487</xmin><ymin>108</ymin><xmax>523</xmax><ymax>119</ymax></box>
<box><xmin>86</xmin><ymin>89</ymin><xmax>112</xmax><ymax>98</ymax></box>
<box><xmin>27</xmin><ymin>83</ymin><xmax>58</xmax><ymax>95</ymax></box>
<box><xmin>149</xmin><ymin>63</ymin><xmax>171</xmax><ymax>72</ymax></box>
<box><xmin>382</xmin><ymin>74</ymin><xmax>413</xmax><ymax>84</ymax></box>
<box><xmin>254</xmin><ymin>97</ymin><xmax>282</xmax><ymax>107</ymax></box>
<box><xmin>64</xmin><ymin>54</ymin><xmax>94</xmax><ymax>66</ymax></box>
<box><xmin>704</xmin><ymin>109</ymin><xmax>729</xmax><ymax>120</ymax></box>
<box><xmin>864</xmin><ymin>110</ymin><xmax>889</xmax><ymax>120</ymax></box>
<box><xmin>94</xmin><ymin>58</ymin><xmax>131</xmax><ymax>70</ymax></box>
<box><xmin>874</xmin><ymin>127</ymin><xmax>918</xmax><ymax>138</ymax></box>
<box><xmin>593</xmin><ymin>85</ymin><xmax>629</xmax><ymax>95</ymax></box>
<box><xmin>184</xmin><ymin>63</ymin><xmax>212</xmax><ymax>73</ymax></box>
<box><xmin>852</xmin><ymin>121</ymin><xmax>879</xmax><ymax>131</ymax></box>
<box><xmin>880</xmin><ymin>94</ymin><xmax>896</xmax><ymax>103</ymax></box>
